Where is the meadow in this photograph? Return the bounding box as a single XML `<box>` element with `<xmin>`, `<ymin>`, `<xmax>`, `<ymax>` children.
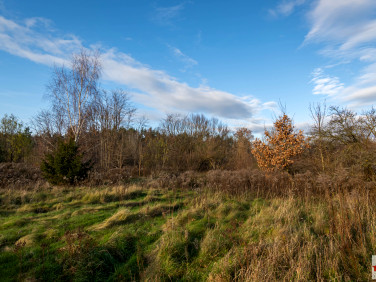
<box><xmin>0</xmin><ymin>182</ymin><xmax>375</xmax><ymax>281</ymax></box>
<box><xmin>1</xmin><ymin>10</ymin><xmax>376</xmax><ymax>282</ymax></box>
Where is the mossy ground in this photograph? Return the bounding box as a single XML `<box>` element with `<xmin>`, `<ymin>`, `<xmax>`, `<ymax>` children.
<box><xmin>0</xmin><ymin>185</ymin><xmax>375</xmax><ymax>281</ymax></box>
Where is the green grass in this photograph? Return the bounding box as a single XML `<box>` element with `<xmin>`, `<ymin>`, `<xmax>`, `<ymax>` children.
<box><xmin>0</xmin><ymin>185</ymin><xmax>375</xmax><ymax>281</ymax></box>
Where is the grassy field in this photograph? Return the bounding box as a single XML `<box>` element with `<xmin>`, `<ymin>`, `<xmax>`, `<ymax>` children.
<box><xmin>0</xmin><ymin>185</ymin><xmax>375</xmax><ymax>281</ymax></box>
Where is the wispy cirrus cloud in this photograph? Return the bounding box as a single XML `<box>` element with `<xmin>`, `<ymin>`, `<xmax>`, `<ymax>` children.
<box><xmin>304</xmin><ymin>0</ymin><xmax>376</xmax><ymax>47</ymax></box>
<box><xmin>341</xmin><ymin>62</ymin><xmax>376</xmax><ymax>107</ymax></box>
<box><xmin>168</xmin><ymin>45</ymin><xmax>197</xmax><ymax>70</ymax></box>
<box><xmin>304</xmin><ymin>0</ymin><xmax>376</xmax><ymax>108</ymax></box>
<box><xmin>269</xmin><ymin>0</ymin><xmax>306</xmax><ymax>17</ymax></box>
<box><xmin>152</xmin><ymin>3</ymin><xmax>186</xmax><ymax>25</ymax></box>
<box><xmin>0</xmin><ymin>15</ymin><xmax>276</xmax><ymax>127</ymax></box>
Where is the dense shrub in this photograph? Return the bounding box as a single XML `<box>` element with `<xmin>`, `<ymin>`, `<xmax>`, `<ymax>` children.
<box><xmin>252</xmin><ymin>114</ymin><xmax>309</xmax><ymax>172</ymax></box>
<box><xmin>41</xmin><ymin>138</ymin><xmax>90</xmax><ymax>185</ymax></box>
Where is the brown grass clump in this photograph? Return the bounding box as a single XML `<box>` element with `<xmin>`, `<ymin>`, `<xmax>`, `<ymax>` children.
<box><xmin>90</xmin><ymin>209</ymin><xmax>136</xmax><ymax>230</ymax></box>
<box><xmin>81</xmin><ymin>185</ymin><xmax>145</xmax><ymax>204</ymax></box>
<box><xmin>15</xmin><ymin>234</ymin><xmax>35</xmax><ymax>247</ymax></box>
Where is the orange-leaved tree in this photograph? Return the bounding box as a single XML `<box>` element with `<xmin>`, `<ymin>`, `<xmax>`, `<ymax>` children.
<box><xmin>251</xmin><ymin>114</ymin><xmax>309</xmax><ymax>171</ymax></box>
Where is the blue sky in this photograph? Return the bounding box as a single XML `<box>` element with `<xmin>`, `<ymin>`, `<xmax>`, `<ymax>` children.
<box><xmin>1</xmin><ymin>0</ymin><xmax>376</xmax><ymax>132</ymax></box>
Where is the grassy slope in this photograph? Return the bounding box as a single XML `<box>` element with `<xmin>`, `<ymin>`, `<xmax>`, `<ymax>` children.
<box><xmin>0</xmin><ymin>185</ymin><xmax>375</xmax><ymax>281</ymax></box>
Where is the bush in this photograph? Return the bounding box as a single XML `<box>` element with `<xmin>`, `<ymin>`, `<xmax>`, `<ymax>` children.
<box><xmin>252</xmin><ymin>114</ymin><xmax>309</xmax><ymax>172</ymax></box>
<box><xmin>41</xmin><ymin>138</ymin><xmax>90</xmax><ymax>185</ymax></box>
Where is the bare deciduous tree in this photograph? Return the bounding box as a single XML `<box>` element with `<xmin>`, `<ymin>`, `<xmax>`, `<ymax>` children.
<box><xmin>96</xmin><ymin>89</ymin><xmax>136</xmax><ymax>131</ymax></box>
<box><xmin>326</xmin><ymin>106</ymin><xmax>365</xmax><ymax>145</ymax></box>
<box><xmin>94</xmin><ymin>89</ymin><xmax>136</xmax><ymax>169</ymax></box>
<box><xmin>46</xmin><ymin>49</ymin><xmax>101</xmax><ymax>142</ymax></box>
<box><xmin>361</xmin><ymin>107</ymin><xmax>376</xmax><ymax>143</ymax></box>
<box><xmin>309</xmin><ymin>101</ymin><xmax>327</xmax><ymax>171</ymax></box>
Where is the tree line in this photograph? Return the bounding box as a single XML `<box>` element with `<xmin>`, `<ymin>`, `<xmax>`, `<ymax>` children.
<box><xmin>1</xmin><ymin>50</ymin><xmax>375</xmax><ymax>184</ymax></box>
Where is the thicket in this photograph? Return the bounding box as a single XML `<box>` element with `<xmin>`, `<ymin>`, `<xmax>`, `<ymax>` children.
<box><xmin>0</xmin><ymin>51</ymin><xmax>375</xmax><ymax>186</ymax></box>
<box><xmin>3</xmin><ymin>102</ymin><xmax>374</xmax><ymax>186</ymax></box>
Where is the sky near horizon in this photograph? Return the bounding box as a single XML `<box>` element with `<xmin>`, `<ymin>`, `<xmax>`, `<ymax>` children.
<box><xmin>0</xmin><ymin>0</ymin><xmax>376</xmax><ymax>132</ymax></box>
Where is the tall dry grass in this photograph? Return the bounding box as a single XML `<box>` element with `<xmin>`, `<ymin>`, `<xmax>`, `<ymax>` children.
<box><xmin>145</xmin><ymin>168</ymin><xmax>375</xmax><ymax>198</ymax></box>
<box><xmin>208</xmin><ymin>190</ymin><xmax>375</xmax><ymax>281</ymax></box>
<box><xmin>143</xmin><ymin>185</ymin><xmax>376</xmax><ymax>281</ymax></box>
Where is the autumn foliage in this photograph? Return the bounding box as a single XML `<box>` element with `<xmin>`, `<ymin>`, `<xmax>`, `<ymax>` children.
<box><xmin>252</xmin><ymin>114</ymin><xmax>309</xmax><ymax>171</ymax></box>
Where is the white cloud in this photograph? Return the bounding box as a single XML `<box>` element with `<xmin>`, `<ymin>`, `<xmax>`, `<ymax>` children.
<box><xmin>224</xmin><ymin>117</ymin><xmax>271</xmax><ymax>135</ymax></box>
<box><xmin>102</xmin><ymin>49</ymin><xmax>273</xmax><ymax>119</ymax></box>
<box><xmin>340</xmin><ymin>61</ymin><xmax>376</xmax><ymax>107</ymax></box>
<box><xmin>343</xmin><ymin>86</ymin><xmax>376</xmax><ymax>106</ymax></box>
<box><xmin>0</xmin><ymin>16</ymin><xmax>80</xmax><ymax>65</ymax></box>
<box><xmin>24</xmin><ymin>17</ymin><xmax>53</xmax><ymax>29</ymax></box>
<box><xmin>305</xmin><ymin>0</ymin><xmax>376</xmax><ymax>47</ymax></box>
<box><xmin>311</xmin><ymin>68</ymin><xmax>344</xmax><ymax>96</ymax></box>
<box><xmin>269</xmin><ymin>0</ymin><xmax>306</xmax><ymax>17</ymax></box>
<box><xmin>168</xmin><ymin>45</ymin><xmax>197</xmax><ymax>69</ymax></box>
<box><xmin>0</xmin><ymin>15</ymin><xmax>276</xmax><ymax>124</ymax></box>
<box><xmin>305</xmin><ymin>0</ymin><xmax>376</xmax><ymax>108</ymax></box>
